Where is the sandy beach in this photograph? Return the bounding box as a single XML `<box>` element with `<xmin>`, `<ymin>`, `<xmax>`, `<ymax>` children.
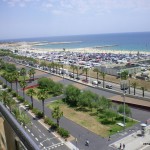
<box><xmin>1</xmin><ymin>42</ymin><xmax>150</xmax><ymax>55</ymax></box>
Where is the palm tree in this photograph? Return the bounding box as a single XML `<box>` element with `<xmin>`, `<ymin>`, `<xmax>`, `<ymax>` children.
<box><xmin>18</xmin><ymin>112</ymin><xmax>30</xmax><ymax>126</ymax></box>
<box><xmin>70</xmin><ymin>65</ymin><xmax>76</xmax><ymax>78</ymax></box>
<box><xmin>27</xmin><ymin>89</ymin><xmax>36</xmax><ymax>109</ymax></box>
<box><xmin>131</xmin><ymin>82</ymin><xmax>138</xmax><ymax>95</ymax></box>
<box><xmin>51</xmin><ymin>62</ymin><xmax>55</xmax><ymax>73</ymax></box>
<box><xmin>47</xmin><ymin>63</ymin><xmax>52</xmax><ymax>72</ymax></box>
<box><xmin>6</xmin><ymin>96</ymin><xmax>16</xmax><ymax>112</ymax></box>
<box><xmin>75</xmin><ymin>65</ymin><xmax>79</xmax><ymax>78</ymax></box>
<box><xmin>93</xmin><ymin>68</ymin><xmax>100</xmax><ymax>86</ymax></box>
<box><xmin>37</xmin><ymin>89</ymin><xmax>48</xmax><ymax>117</ymax></box>
<box><xmin>52</xmin><ymin>106</ymin><xmax>63</xmax><ymax>127</ymax></box>
<box><xmin>2</xmin><ymin>72</ymin><xmax>9</xmax><ymax>86</ymax></box>
<box><xmin>83</xmin><ymin>68</ymin><xmax>89</xmax><ymax>80</ymax></box>
<box><xmin>141</xmin><ymin>87</ymin><xmax>145</xmax><ymax>97</ymax></box>
<box><xmin>20</xmin><ymin>67</ymin><xmax>26</xmax><ymax>81</ymax></box>
<box><xmin>0</xmin><ymin>91</ymin><xmax>9</xmax><ymax>106</ymax></box>
<box><xmin>13</xmin><ymin>71</ymin><xmax>19</xmax><ymax>93</ymax></box>
<box><xmin>40</xmin><ymin>61</ymin><xmax>47</xmax><ymax>70</ymax></box>
<box><xmin>100</xmin><ymin>72</ymin><xmax>106</xmax><ymax>88</ymax></box>
<box><xmin>28</xmin><ymin>69</ymin><xmax>32</xmax><ymax>82</ymax></box>
<box><xmin>19</xmin><ymin>80</ymin><xmax>27</xmax><ymax>100</ymax></box>
<box><xmin>30</xmin><ymin>68</ymin><xmax>36</xmax><ymax>81</ymax></box>
<box><xmin>120</xmin><ymin>70</ymin><xmax>129</xmax><ymax>80</ymax></box>
<box><xmin>7</xmin><ymin>73</ymin><xmax>15</xmax><ymax>90</ymax></box>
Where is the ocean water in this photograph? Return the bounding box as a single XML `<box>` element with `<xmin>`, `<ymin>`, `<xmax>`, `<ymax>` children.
<box><xmin>2</xmin><ymin>32</ymin><xmax>150</xmax><ymax>52</ymax></box>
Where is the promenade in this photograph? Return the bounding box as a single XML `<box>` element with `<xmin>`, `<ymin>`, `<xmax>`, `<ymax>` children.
<box><xmin>109</xmin><ymin>125</ymin><xmax>150</xmax><ymax>150</ymax></box>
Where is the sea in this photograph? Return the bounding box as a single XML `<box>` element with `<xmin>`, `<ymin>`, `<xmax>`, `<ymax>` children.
<box><xmin>1</xmin><ymin>32</ymin><xmax>150</xmax><ymax>52</ymax></box>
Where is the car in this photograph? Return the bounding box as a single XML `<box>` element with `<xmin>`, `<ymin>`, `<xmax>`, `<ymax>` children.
<box><xmin>92</xmin><ymin>80</ymin><xmax>101</xmax><ymax>85</ymax></box>
<box><xmin>76</xmin><ymin>77</ymin><xmax>80</xmax><ymax>80</ymax></box>
<box><xmin>82</xmin><ymin>79</ymin><xmax>89</xmax><ymax>83</ymax></box>
<box><xmin>106</xmin><ymin>85</ymin><xmax>112</xmax><ymax>89</ymax></box>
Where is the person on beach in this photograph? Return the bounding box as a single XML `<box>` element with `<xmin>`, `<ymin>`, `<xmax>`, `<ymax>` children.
<box><xmin>119</xmin><ymin>143</ymin><xmax>122</xmax><ymax>149</ymax></box>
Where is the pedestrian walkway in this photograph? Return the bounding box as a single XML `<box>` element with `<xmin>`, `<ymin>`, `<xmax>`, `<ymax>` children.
<box><xmin>109</xmin><ymin>125</ymin><xmax>150</xmax><ymax>150</ymax></box>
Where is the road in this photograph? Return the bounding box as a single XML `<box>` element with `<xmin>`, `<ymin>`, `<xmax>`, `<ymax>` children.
<box><xmin>1</xmin><ymin>58</ymin><xmax>150</xmax><ymax>150</ymax></box>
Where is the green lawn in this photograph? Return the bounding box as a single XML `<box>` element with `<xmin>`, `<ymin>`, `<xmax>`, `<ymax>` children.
<box><xmin>48</xmin><ymin>100</ymin><xmax>137</xmax><ymax>137</ymax></box>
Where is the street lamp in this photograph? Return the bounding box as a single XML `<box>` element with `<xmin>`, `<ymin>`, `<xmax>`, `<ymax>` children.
<box><xmin>123</xmin><ymin>89</ymin><xmax>126</xmax><ymax>130</ymax></box>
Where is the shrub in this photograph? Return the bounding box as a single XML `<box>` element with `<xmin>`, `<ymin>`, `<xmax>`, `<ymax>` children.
<box><xmin>32</xmin><ymin>108</ymin><xmax>43</xmax><ymax>118</ymax></box>
<box><xmin>17</xmin><ymin>95</ymin><xmax>24</xmax><ymax>103</ymax></box>
<box><xmin>57</xmin><ymin>127</ymin><xmax>70</xmax><ymax>138</ymax></box>
<box><xmin>101</xmin><ymin>118</ymin><xmax>112</xmax><ymax>125</ymax></box>
<box><xmin>44</xmin><ymin>117</ymin><xmax>54</xmax><ymax>126</ymax></box>
<box><xmin>0</xmin><ymin>80</ymin><xmax>3</xmax><ymax>85</ymax></box>
<box><xmin>7</xmin><ymin>88</ymin><xmax>12</xmax><ymax>92</ymax></box>
<box><xmin>50</xmin><ymin>123</ymin><xmax>58</xmax><ymax>131</ymax></box>
<box><xmin>2</xmin><ymin>84</ymin><xmax>7</xmax><ymax>88</ymax></box>
<box><xmin>11</xmin><ymin>91</ymin><xmax>17</xmax><ymax>97</ymax></box>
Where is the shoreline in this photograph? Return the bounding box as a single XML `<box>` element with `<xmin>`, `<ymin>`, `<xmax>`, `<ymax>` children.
<box><xmin>0</xmin><ymin>42</ymin><xmax>150</xmax><ymax>55</ymax></box>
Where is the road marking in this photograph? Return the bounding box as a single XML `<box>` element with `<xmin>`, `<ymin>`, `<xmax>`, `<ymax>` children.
<box><xmin>43</xmin><ymin>133</ymin><xmax>45</xmax><ymax>136</ymax></box>
<box><xmin>39</xmin><ymin>135</ymin><xmax>42</xmax><ymax>138</ymax></box>
<box><xmin>28</xmin><ymin>129</ymin><xmax>30</xmax><ymax>132</ymax></box>
<box><xmin>46</xmin><ymin>142</ymin><xmax>63</xmax><ymax>149</ymax></box>
<box><xmin>34</xmin><ymin>125</ymin><xmax>37</xmax><ymax>128</ymax></box>
<box><xmin>38</xmin><ymin>129</ymin><xmax>41</xmax><ymax>132</ymax></box>
<box><xmin>40</xmin><ymin>143</ymin><xmax>43</xmax><ymax>146</ymax></box>
<box><xmin>31</xmin><ymin>133</ymin><xmax>34</xmax><ymax>136</ymax></box>
<box><xmin>25</xmin><ymin>126</ymin><xmax>27</xmax><ymax>129</ymax></box>
<box><xmin>35</xmin><ymin>138</ymin><xmax>39</xmax><ymax>141</ymax></box>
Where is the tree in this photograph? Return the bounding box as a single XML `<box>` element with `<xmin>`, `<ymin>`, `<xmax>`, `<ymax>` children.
<box><xmin>64</xmin><ymin>85</ymin><xmax>80</xmax><ymax>106</ymax></box>
<box><xmin>19</xmin><ymin>80</ymin><xmax>27</xmax><ymax>100</ymax></box>
<box><xmin>118</xmin><ymin>104</ymin><xmax>132</xmax><ymax>117</ymax></box>
<box><xmin>74</xmin><ymin>65</ymin><xmax>79</xmax><ymax>78</ymax></box>
<box><xmin>131</xmin><ymin>82</ymin><xmax>138</xmax><ymax>95</ymax></box>
<box><xmin>70</xmin><ymin>65</ymin><xmax>76</xmax><ymax>78</ymax></box>
<box><xmin>40</xmin><ymin>61</ymin><xmax>47</xmax><ymax>70</ymax></box>
<box><xmin>7</xmin><ymin>73</ymin><xmax>15</xmax><ymax>90</ymax></box>
<box><xmin>120</xmin><ymin>70</ymin><xmax>129</xmax><ymax>80</ymax></box>
<box><xmin>13</xmin><ymin>71</ymin><xmax>20</xmax><ymax>93</ymax></box>
<box><xmin>93</xmin><ymin>68</ymin><xmax>100</xmax><ymax>86</ymax></box>
<box><xmin>27</xmin><ymin>89</ymin><xmax>36</xmax><ymax>109</ymax></box>
<box><xmin>47</xmin><ymin>63</ymin><xmax>52</xmax><ymax>72</ymax></box>
<box><xmin>2</xmin><ymin>72</ymin><xmax>9</xmax><ymax>86</ymax></box>
<box><xmin>52</xmin><ymin>83</ymin><xmax>63</xmax><ymax>96</ymax></box>
<box><xmin>20</xmin><ymin>68</ymin><xmax>26</xmax><ymax>81</ymax></box>
<box><xmin>104</xmin><ymin>109</ymin><xmax>117</xmax><ymax>122</ymax></box>
<box><xmin>30</xmin><ymin>68</ymin><xmax>36</xmax><ymax>81</ymax></box>
<box><xmin>52</xmin><ymin>106</ymin><xmax>63</xmax><ymax>127</ymax></box>
<box><xmin>83</xmin><ymin>68</ymin><xmax>89</xmax><ymax>80</ymax></box>
<box><xmin>141</xmin><ymin>87</ymin><xmax>145</xmax><ymax>97</ymax></box>
<box><xmin>18</xmin><ymin>112</ymin><xmax>31</xmax><ymax>126</ymax></box>
<box><xmin>37</xmin><ymin>89</ymin><xmax>48</xmax><ymax>117</ymax></box>
<box><xmin>28</xmin><ymin>69</ymin><xmax>32</xmax><ymax>82</ymax></box>
<box><xmin>0</xmin><ymin>91</ymin><xmax>9</xmax><ymax>106</ymax></box>
<box><xmin>5</xmin><ymin>96</ymin><xmax>16</xmax><ymax>112</ymax></box>
<box><xmin>100</xmin><ymin>72</ymin><xmax>106</xmax><ymax>88</ymax></box>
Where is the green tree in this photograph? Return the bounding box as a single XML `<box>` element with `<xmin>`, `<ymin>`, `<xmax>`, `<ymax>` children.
<box><xmin>100</xmin><ymin>72</ymin><xmax>106</xmax><ymax>88</ymax></box>
<box><xmin>37</xmin><ymin>89</ymin><xmax>48</xmax><ymax>117</ymax></box>
<box><xmin>52</xmin><ymin>106</ymin><xmax>63</xmax><ymax>127</ymax></box>
<box><xmin>2</xmin><ymin>72</ymin><xmax>9</xmax><ymax>86</ymax></box>
<box><xmin>70</xmin><ymin>65</ymin><xmax>76</xmax><ymax>78</ymax></box>
<box><xmin>40</xmin><ymin>61</ymin><xmax>47</xmax><ymax>70</ymax></box>
<box><xmin>93</xmin><ymin>68</ymin><xmax>100</xmax><ymax>86</ymax></box>
<box><xmin>74</xmin><ymin>65</ymin><xmax>79</xmax><ymax>78</ymax></box>
<box><xmin>20</xmin><ymin>68</ymin><xmax>26</xmax><ymax>81</ymax></box>
<box><xmin>27</xmin><ymin>89</ymin><xmax>36</xmax><ymax>109</ymax></box>
<box><xmin>7</xmin><ymin>73</ymin><xmax>15</xmax><ymax>90</ymax></box>
<box><xmin>52</xmin><ymin>83</ymin><xmax>63</xmax><ymax>96</ymax></box>
<box><xmin>64</xmin><ymin>85</ymin><xmax>80</xmax><ymax>106</ymax></box>
<box><xmin>83</xmin><ymin>68</ymin><xmax>89</xmax><ymax>81</ymax></box>
<box><xmin>30</xmin><ymin>68</ymin><xmax>36</xmax><ymax>81</ymax></box>
<box><xmin>28</xmin><ymin>69</ymin><xmax>32</xmax><ymax>82</ymax></box>
<box><xmin>118</xmin><ymin>104</ymin><xmax>132</xmax><ymax>117</ymax></box>
<box><xmin>141</xmin><ymin>87</ymin><xmax>145</xmax><ymax>97</ymax></box>
<box><xmin>0</xmin><ymin>91</ymin><xmax>9</xmax><ymax>106</ymax></box>
<box><xmin>5</xmin><ymin>96</ymin><xmax>16</xmax><ymax>112</ymax></box>
<box><xmin>18</xmin><ymin>112</ymin><xmax>31</xmax><ymax>126</ymax></box>
<box><xmin>19</xmin><ymin>80</ymin><xmax>27</xmax><ymax>100</ymax></box>
<box><xmin>131</xmin><ymin>82</ymin><xmax>138</xmax><ymax>95</ymax></box>
<box><xmin>120</xmin><ymin>70</ymin><xmax>129</xmax><ymax>80</ymax></box>
<box><xmin>13</xmin><ymin>71</ymin><xmax>20</xmax><ymax>93</ymax></box>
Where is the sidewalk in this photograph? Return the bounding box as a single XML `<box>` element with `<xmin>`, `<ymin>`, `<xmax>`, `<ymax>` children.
<box><xmin>109</xmin><ymin>125</ymin><xmax>150</xmax><ymax>150</ymax></box>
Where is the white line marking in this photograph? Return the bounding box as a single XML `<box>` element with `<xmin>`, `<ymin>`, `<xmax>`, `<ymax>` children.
<box><xmin>34</xmin><ymin>125</ymin><xmax>37</xmax><ymax>128</ymax></box>
<box><xmin>35</xmin><ymin>138</ymin><xmax>39</xmax><ymax>141</ymax></box>
<box><xmin>39</xmin><ymin>135</ymin><xmax>42</xmax><ymax>138</ymax></box>
<box><xmin>38</xmin><ymin>129</ymin><xmax>41</xmax><ymax>132</ymax></box>
<box><xmin>25</xmin><ymin>126</ymin><xmax>27</xmax><ymax>129</ymax></box>
<box><xmin>28</xmin><ymin>129</ymin><xmax>30</xmax><ymax>132</ymax></box>
<box><xmin>40</xmin><ymin>143</ymin><xmax>43</xmax><ymax>146</ymax></box>
<box><xmin>46</xmin><ymin>142</ymin><xmax>63</xmax><ymax>149</ymax></box>
<box><xmin>43</xmin><ymin>133</ymin><xmax>45</xmax><ymax>136</ymax></box>
<box><xmin>31</xmin><ymin>133</ymin><xmax>34</xmax><ymax>136</ymax></box>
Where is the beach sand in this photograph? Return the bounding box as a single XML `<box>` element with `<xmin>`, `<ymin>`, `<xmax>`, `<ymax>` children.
<box><xmin>1</xmin><ymin>42</ymin><xmax>150</xmax><ymax>55</ymax></box>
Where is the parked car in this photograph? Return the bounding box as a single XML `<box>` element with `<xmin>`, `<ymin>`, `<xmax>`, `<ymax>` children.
<box><xmin>106</xmin><ymin>84</ymin><xmax>112</xmax><ymax>89</ymax></box>
<box><xmin>92</xmin><ymin>80</ymin><xmax>101</xmax><ymax>85</ymax></box>
<box><xmin>76</xmin><ymin>77</ymin><xmax>80</xmax><ymax>80</ymax></box>
<box><xmin>82</xmin><ymin>79</ymin><xmax>89</xmax><ymax>83</ymax></box>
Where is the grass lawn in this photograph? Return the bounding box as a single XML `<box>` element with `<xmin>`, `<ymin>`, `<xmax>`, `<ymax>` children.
<box><xmin>47</xmin><ymin>100</ymin><xmax>137</xmax><ymax>137</ymax></box>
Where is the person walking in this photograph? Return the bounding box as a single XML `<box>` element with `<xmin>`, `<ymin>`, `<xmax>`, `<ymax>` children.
<box><xmin>119</xmin><ymin>143</ymin><xmax>122</xmax><ymax>149</ymax></box>
<box><xmin>123</xmin><ymin>144</ymin><xmax>125</xmax><ymax>149</ymax></box>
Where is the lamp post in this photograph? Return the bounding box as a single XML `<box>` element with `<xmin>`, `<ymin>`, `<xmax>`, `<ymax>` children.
<box><xmin>123</xmin><ymin>89</ymin><xmax>126</xmax><ymax>130</ymax></box>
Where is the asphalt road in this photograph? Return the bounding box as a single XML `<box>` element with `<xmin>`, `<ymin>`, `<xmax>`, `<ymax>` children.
<box><xmin>1</xmin><ymin>59</ymin><xmax>150</xmax><ymax>150</ymax></box>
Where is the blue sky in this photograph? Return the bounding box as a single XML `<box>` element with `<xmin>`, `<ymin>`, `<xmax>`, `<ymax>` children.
<box><xmin>0</xmin><ymin>0</ymin><xmax>150</xmax><ymax>40</ymax></box>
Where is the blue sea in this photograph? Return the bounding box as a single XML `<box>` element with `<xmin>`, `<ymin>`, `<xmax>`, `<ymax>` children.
<box><xmin>2</xmin><ymin>32</ymin><xmax>150</xmax><ymax>52</ymax></box>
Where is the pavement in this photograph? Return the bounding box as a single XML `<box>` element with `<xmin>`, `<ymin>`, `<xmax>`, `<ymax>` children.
<box><xmin>1</xmin><ymin>62</ymin><xmax>150</xmax><ymax>150</ymax></box>
<box><xmin>109</xmin><ymin>125</ymin><xmax>150</xmax><ymax>150</ymax></box>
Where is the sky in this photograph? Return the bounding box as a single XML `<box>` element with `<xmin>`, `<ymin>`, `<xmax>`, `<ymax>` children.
<box><xmin>0</xmin><ymin>0</ymin><xmax>150</xmax><ymax>40</ymax></box>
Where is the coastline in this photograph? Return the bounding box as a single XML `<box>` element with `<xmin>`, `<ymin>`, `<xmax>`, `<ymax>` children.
<box><xmin>0</xmin><ymin>42</ymin><xmax>150</xmax><ymax>55</ymax></box>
